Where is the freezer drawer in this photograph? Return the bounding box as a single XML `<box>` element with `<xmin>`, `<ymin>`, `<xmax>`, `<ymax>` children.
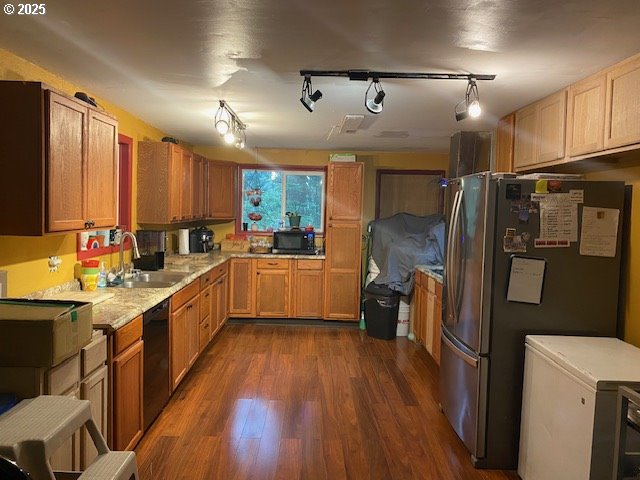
<box><xmin>440</xmin><ymin>329</ymin><xmax>488</xmax><ymax>460</ymax></box>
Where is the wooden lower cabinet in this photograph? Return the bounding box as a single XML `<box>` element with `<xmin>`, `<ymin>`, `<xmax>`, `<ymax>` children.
<box><xmin>112</xmin><ymin>335</ymin><xmax>144</xmax><ymax>451</ymax></box>
<box><xmin>80</xmin><ymin>364</ymin><xmax>108</xmax><ymax>467</ymax></box>
<box><xmin>199</xmin><ymin>284</ymin><xmax>212</xmax><ymax>352</ymax></box>
<box><xmin>170</xmin><ymin>281</ymin><xmax>199</xmax><ymax>390</ymax></box>
<box><xmin>228</xmin><ymin>258</ymin><xmax>255</xmax><ymax>317</ymax></box>
<box><xmin>49</xmin><ymin>386</ymin><xmax>81</xmax><ymax>471</ymax></box>
<box><xmin>412</xmin><ymin>270</ymin><xmax>443</xmax><ymax>366</ymax></box>
<box><xmin>256</xmin><ymin>259</ymin><xmax>290</xmax><ymax>317</ymax></box>
<box><xmin>294</xmin><ymin>260</ymin><xmax>324</xmax><ymax>318</ymax></box>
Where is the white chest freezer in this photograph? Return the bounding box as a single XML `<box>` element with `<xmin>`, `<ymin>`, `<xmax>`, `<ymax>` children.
<box><xmin>518</xmin><ymin>335</ymin><xmax>640</xmax><ymax>480</ymax></box>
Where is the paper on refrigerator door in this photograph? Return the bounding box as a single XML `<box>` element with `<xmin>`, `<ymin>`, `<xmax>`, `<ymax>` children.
<box><xmin>579</xmin><ymin>207</ymin><xmax>620</xmax><ymax>257</ymax></box>
<box><xmin>536</xmin><ymin>193</ymin><xmax>578</xmax><ymax>243</ymax></box>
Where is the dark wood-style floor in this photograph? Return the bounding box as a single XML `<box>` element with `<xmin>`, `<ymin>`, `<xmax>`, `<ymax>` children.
<box><xmin>135</xmin><ymin>323</ymin><xmax>519</xmax><ymax>479</ymax></box>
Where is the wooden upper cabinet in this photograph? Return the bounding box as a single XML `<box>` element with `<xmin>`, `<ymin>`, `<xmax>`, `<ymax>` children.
<box><xmin>47</xmin><ymin>91</ymin><xmax>87</xmax><ymax>232</ymax></box>
<box><xmin>138</xmin><ymin>141</ymin><xmax>186</xmax><ymax>224</ymax></box>
<box><xmin>326</xmin><ymin>162</ymin><xmax>363</xmax><ymax>221</ymax></box>
<box><xmin>192</xmin><ymin>154</ymin><xmax>206</xmax><ymax>220</ymax></box>
<box><xmin>566</xmin><ymin>74</ymin><xmax>606</xmax><ymax>156</ymax></box>
<box><xmin>536</xmin><ymin>89</ymin><xmax>566</xmax><ymax>163</ymax></box>
<box><xmin>513</xmin><ymin>104</ymin><xmax>537</xmax><ymax>170</ymax></box>
<box><xmin>86</xmin><ymin>109</ymin><xmax>118</xmax><ymax>228</ymax></box>
<box><xmin>495</xmin><ymin>113</ymin><xmax>515</xmax><ymax>173</ymax></box>
<box><xmin>180</xmin><ymin>149</ymin><xmax>193</xmax><ymax>220</ymax></box>
<box><xmin>208</xmin><ymin>160</ymin><xmax>236</xmax><ymax>219</ymax></box>
<box><xmin>605</xmin><ymin>53</ymin><xmax>640</xmax><ymax>149</ymax></box>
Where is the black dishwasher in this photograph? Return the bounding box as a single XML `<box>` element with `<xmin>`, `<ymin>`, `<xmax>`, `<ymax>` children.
<box><xmin>143</xmin><ymin>299</ymin><xmax>170</xmax><ymax>430</ymax></box>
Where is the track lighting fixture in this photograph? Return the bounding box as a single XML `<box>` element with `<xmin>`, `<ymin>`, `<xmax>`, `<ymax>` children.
<box><xmin>299</xmin><ymin>69</ymin><xmax>495</xmax><ymax>118</ymax></box>
<box><xmin>365</xmin><ymin>79</ymin><xmax>385</xmax><ymax>114</ymax></box>
<box><xmin>214</xmin><ymin>100</ymin><xmax>246</xmax><ymax>148</ymax></box>
<box><xmin>455</xmin><ymin>78</ymin><xmax>482</xmax><ymax>121</ymax></box>
<box><xmin>300</xmin><ymin>75</ymin><xmax>323</xmax><ymax>112</ymax></box>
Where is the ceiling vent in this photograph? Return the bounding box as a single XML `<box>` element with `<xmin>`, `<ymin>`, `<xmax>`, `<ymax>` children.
<box><xmin>339</xmin><ymin>114</ymin><xmax>365</xmax><ymax>134</ymax></box>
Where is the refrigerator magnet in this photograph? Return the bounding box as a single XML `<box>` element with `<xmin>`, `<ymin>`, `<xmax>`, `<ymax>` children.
<box><xmin>503</xmin><ymin>229</ymin><xmax>527</xmax><ymax>253</ymax></box>
<box><xmin>506</xmin><ymin>256</ymin><xmax>546</xmax><ymax>304</ymax></box>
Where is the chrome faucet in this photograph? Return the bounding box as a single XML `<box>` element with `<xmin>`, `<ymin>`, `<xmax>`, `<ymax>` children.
<box><xmin>117</xmin><ymin>231</ymin><xmax>141</xmax><ymax>279</ymax></box>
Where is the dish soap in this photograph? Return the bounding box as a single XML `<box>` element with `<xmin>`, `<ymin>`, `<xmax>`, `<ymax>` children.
<box><xmin>97</xmin><ymin>261</ymin><xmax>107</xmax><ymax>288</ymax></box>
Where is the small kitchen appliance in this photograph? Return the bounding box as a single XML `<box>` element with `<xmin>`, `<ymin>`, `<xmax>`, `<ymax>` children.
<box><xmin>272</xmin><ymin>230</ymin><xmax>316</xmax><ymax>254</ymax></box>
<box><xmin>135</xmin><ymin>230</ymin><xmax>166</xmax><ymax>270</ymax></box>
<box><xmin>189</xmin><ymin>227</ymin><xmax>214</xmax><ymax>253</ymax></box>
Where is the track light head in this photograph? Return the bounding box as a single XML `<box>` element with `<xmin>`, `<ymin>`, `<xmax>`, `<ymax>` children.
<box><xmin>455</xmin><ymin>79</ymin><xmax>481</xmax><ymax>121</ymax></box>
<box><xmin>300</xmin><ymin>75</ymin><xmax>322</xmax><ymax>112</ymax></box>
<box><xmin>214</xmin><ymin>100</ymin><xmax>247</xmax><ymax>146</ymax></box>
<box><xmin>365</xmin><ymin>79</ymin><xmax>385</xmax><ymax>114</ymax></box>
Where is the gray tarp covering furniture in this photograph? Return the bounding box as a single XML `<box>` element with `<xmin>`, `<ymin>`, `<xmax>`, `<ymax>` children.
<box><xmin>367</xmin><ymin>213</ymin><xmax>445</xmax><ymax>295</ymax></box>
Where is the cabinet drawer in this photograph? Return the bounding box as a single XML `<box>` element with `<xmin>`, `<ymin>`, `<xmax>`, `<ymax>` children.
<box><xmin>200</xmin><ymin>270</ymin><xmax>212</xmax><ymax>290</ymax></box>
<box><xmin>81</xmin><ymin>332</ymin><xmax>106</xmax><ymax>377</ymax></box>
<box><xmin>114</xmin><ymin>315</ymin><xmax>142</xmax><ymax>357</ymax></box>
<box><xmin>47</xmin><ymin>354</ymin><xmax>80</xmax><ymax>395</ymax></box>
<box><xmin>210</xmin><ymin>262</ymin><xmax>229</xmax><ymax>282</ymax></box>
<box><xmin>256</xmin><ymin>259</ymin><xmax>289</xmax><ymax>270</ymax></box>
<box><xmin>172</xmin><ymin>280</ymin><xmax>199</xmax><ymax>312</ymax></box>
<box><xmin>200</xmin><ymin>286</ymin><xmax>211</xmax><ymax>320</ymax></box>
<box><xmin>297</xmin><ymin>259</ymin><xmax>323</xmax><ymax>270</ymax></box>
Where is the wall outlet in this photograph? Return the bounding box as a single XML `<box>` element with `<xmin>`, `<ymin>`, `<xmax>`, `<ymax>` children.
<box><xmin>0</xmin><ymin>270</ymin><xmax>6</xmax><ymax>297</ymax></box>
<box><xmin>48</xmin><ymin>256</ymin><xmax>62</xmax><ymax>272</ymax></box>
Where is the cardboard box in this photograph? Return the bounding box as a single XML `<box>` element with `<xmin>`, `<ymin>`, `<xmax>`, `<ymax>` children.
<box><xmin>0</xmin><ymin>299</ymin><xmax>93</xmax><ymax>367</ymax></box>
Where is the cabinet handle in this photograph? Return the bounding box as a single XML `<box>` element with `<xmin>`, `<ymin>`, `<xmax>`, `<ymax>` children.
<box><xmin>205</xmin><ymin>293</ymin><xmax>210</xmax><ymax>298</ymax></box>
<box><xmin>267</xmin><ymin>262</ymin><xmax>277</xmax><ymax>266</ymax></box>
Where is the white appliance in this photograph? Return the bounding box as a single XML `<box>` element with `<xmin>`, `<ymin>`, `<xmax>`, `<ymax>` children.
<box><xmin>519</xmin><ymin>335</ymin><xmax>640</xmax><ymax>480</ymax></box>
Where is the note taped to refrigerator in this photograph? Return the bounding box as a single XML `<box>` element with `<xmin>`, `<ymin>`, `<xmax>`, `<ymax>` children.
<box><xmin>507</xmin><ymin>256</ymin><xmax>546</xmax><ymax>304</ymax></box>
<box><xmin>537</xmin><ymin>193</ymin><xmax>578</xmax><ymax>242</ymax></box>
<box><xmin>579</xmin><ymin>207</ymin><xmax>620</xmax><ymax>257</ymax></box>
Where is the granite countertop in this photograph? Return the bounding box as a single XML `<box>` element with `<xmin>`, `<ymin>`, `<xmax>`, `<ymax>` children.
<box><xmin>415</xmin><ymin>265</ymin><xmax>444</xmax><ymax>283</ymax></box>
<box><xmin>90</xmin><ymin>251</ymin><xmax>326</xmax><ymax>332</ymax></box>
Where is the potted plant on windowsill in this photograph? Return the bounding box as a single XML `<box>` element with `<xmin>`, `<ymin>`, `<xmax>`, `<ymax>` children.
<box><xmin>285</xmin><ymin>211</ymin><xmax>301</xmax><ymax>229</ymax></box>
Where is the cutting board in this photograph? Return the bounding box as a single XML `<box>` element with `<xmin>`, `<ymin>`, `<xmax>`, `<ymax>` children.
<box><xmin>43</xmin><ymin>291</ymin><xmax>115</xmax><ymax>305</ymax></box>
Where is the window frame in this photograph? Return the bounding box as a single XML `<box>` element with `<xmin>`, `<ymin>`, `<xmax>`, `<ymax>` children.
<box><xmin>236</xmin><ymin>164</ymin><xmax>327</xmax><ymax>235</ymax></box>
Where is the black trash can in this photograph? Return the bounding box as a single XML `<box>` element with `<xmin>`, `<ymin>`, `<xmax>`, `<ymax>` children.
<box><xmin>364</xmin><ymin>283</ymin><xmax>400</xmax><ymax>340</ymax></box>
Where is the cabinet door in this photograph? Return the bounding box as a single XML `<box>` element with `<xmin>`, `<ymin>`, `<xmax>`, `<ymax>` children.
<box><xmin>228</xmin><ymin>259</ymin><xmax>255</xmax><ymax>316</ymax></box>
<box><xmin>324</xmin><ymin>222</ymin><xmax>361</xmax><ymax>320</ymax></box>
<box><xmin>192</xmin><ymin>154</ymin><xmax>205</xmax><ymax>219</ymax></box>
<box><xmin>46</xmin><ymin>91</ymin><xmax>87</xmax><ymax>232</ymax></box>
<box><xmin>208</xmin><ymin>161</ymin><xmax>236</xmax><ymax>219</ymax></box>
<box><xmin>219</xmin><ymin>275</ymin><xmax>228</xmax><ymax>326</ymax></box>
<box><xmin>186</xmin><ymin>296</ymin><xmax>200</xmax><ymax>367</ymax></box>
<box><xmin>425</xmin><ymin>290</ymin><xmax>435</xmax><ymax>355</ymax></box>
<box><xmin>256</xmin><ymin>269</ymin><xmax>289</xmax><ymax>317</ymax></box>
<box><xmin>170</xmin><ymin>303</ymin><xmax>188</xmax><ymax>390</ymax></box>
<box><xmin>294</xmin><ymin>266</ymin><xmax>324</xmax><ymax>318</ymax></box>
<box><xmin>605</xmin><ymin>55</ymin><xmax>640</xmax><ymax>149</ymax></box>
<box><xmin>513</xmin><ymin>104</ymin><xmax>537</xmax><ymax>170</ymax></box>
<box><xmin>113</xmin><ymin>339</ymin><xmax>144</xmax><ymax>451</ymax></box>
<box><xmin>432</xmin><ymin>284</ymin><xmax>443</xmax><ymax>366</ymax></box>
<box><xmin>80</xmin><ymin>364</ymin><xmax>108</xmax><ymax>468</ymax></box>
<box><xmin>86</xmin><ymin>110</ymin><xmax>118</xmax><ymax>228</ymax></box>
<box><xmin>566</xmin><ymin>74</ymin><xmax>606</xmax><ymax>156</ymax></box>
<box><xmin>181</xmin><ymin>149</ymin><xmax>193</xmax><ymax>220</ymax></box>
<box><xmin>536</xmin><ymin>90</ymin><xmax>566</xmax><ymax>163</ymax></box>
<box><xmin>327</xmin><ymin>163</ymin><xmax>363</xmax><ymax>221</ymax></box>
<box><xmin>495</xmin><ymin>114</ymin><xmax>515</xmax><ymax>173</ymax></box>
<box><xmin>168</xmin><ymin>144</ymin><xmax>182</xmax><ymax>222</ymax></box>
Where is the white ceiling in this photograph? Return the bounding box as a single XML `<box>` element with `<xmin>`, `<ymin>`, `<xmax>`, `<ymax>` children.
<box><xmin>1</xmin><ymin>1</ymin><xmax>640</xmax><ymax>152</ymax></box>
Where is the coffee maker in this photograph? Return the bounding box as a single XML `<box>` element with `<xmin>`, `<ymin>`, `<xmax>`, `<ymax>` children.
<box><xmin>189</xmin><ymin>227</ymin><xmax>214</xmax><ymax>253</ymax></box>
<box><xmin>134</xmin><ymin>230</ymin><xmax>167</xmax><ymax>270</ymax></box>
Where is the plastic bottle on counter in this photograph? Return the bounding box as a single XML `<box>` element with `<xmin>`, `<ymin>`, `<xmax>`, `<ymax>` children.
<box><xmin>97</xmin><ymin>261</ymin><xmax>107</xmax><ymax>288</ymax></box>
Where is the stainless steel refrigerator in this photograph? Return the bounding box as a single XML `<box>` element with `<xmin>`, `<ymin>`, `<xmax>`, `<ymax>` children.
<box><xmin>440</xmin><ymin>172</ymin><xmax>625</xmax><ymax>469</ymax></box>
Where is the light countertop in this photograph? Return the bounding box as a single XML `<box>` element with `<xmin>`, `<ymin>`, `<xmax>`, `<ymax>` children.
<box><xmin>90</xmin><ymin>251</ymin><xmax>325</xmax><ymax>332</ymax></box>
<box><xmin>415</xmin><ymin>265</ymin><xmax>444</xmax><ymax>283</ymax></box>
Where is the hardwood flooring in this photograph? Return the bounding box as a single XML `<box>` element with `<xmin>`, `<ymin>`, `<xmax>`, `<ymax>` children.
<box><xmin>135</xmin><ymin>323</ymin><xmax>518</xmax><ymax>479</ymax></box>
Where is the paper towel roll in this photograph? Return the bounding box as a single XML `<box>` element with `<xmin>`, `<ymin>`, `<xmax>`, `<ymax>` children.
<box><xmin>178</xmin><ymin>229</ymin><xmax>190</xmax><ymax>255</ymax></box>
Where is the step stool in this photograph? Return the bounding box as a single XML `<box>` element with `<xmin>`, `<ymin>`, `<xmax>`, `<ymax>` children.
<box><xmin>0</xmin><ymin>395</ymin><xmax>138</xmax><ymax>480</ymax></box>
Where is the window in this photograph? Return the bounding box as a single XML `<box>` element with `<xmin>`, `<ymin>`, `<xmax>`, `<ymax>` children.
<box><xmin>239</xmin><ymin>167</ymin><xmax>325</xmax><ymax>233</ymax></box>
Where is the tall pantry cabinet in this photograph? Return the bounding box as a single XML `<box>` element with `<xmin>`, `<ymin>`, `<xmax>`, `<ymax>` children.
<box><xmin>323</xmin><ymin>162</ymin><xmax>364</xmax><ymax>320</ymax></box>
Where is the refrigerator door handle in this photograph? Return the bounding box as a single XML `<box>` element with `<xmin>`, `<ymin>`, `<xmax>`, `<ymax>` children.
<box><xmin>442</xmin><ymin>331</ymin><xmax>478</xmax><ymax>368</ymax></box>
<box><xmin>452</xmin><ymin>189</ymin><xmax>465</xmax><ymax>323</ymax></box>
<box><xmin>446</xmin><ymin>189</ymin><xmax>462</xmax><ymax>325</ymax></box>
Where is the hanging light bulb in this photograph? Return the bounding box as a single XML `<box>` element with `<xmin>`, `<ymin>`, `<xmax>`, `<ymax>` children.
<box><xmin>455</xmin><ymin>79</ymin><xmax>482</xmax><ymax>121</ymax></box>
<box><xmin>214</xmin><ymin>101</ymin><xmax>231</xmax><ymax>135</ymax></box>
<box><xmin>214</xmin><ymin>100</ymin><xmax>247</xmax><ymax>147</ymax></box>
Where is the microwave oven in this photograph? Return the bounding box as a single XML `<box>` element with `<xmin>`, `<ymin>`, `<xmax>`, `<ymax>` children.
<box><xmin>272</xmin><ymin>230</ymin><xmax>316</xmax><ymax>254</ymax></box>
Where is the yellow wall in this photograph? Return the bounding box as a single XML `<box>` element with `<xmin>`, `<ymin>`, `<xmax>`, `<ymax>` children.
<box><xmin>588</xmin><ymin>162</ymin><xmax>640</xmax><ymax>345</ymax></box>
<box><xmin>0</xmin><ymin>48</ymin><xmax>169</xmax><ymax>297</ymax></box>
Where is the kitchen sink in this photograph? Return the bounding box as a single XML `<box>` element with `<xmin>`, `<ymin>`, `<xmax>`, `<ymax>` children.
<box><xmin>111</xmin><ymin>271</ymin><xmax>190</xmax><ymax>288</ymax></box>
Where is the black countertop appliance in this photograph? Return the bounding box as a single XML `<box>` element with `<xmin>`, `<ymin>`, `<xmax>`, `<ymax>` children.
<box><xmin>189</xmin><ymin>226</ymin><xmax>214</xmax><ymax>253</ymax></box>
